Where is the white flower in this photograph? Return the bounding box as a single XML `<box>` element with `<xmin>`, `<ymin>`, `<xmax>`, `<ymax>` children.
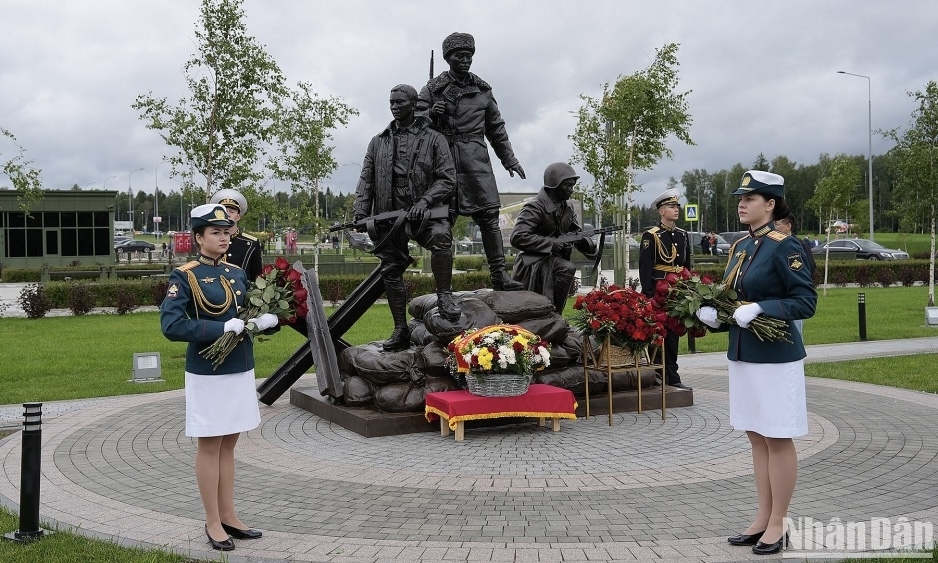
<box><xmin>538</xmin><ymin>347</ymin><xmax>551</xmax><ymax>367</ymax></box>
<box><xmin>462</xmin><ymin>353</ymin><xmax>473</xmax><ymax>365</ymax></box>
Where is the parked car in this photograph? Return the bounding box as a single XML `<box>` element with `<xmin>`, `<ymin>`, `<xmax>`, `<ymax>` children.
<box><xmin>687</xmin><ymin>232</ymin><xmax>731</xmax><ymax>255</ymax></box>
<box><xmin>719</xmin><ymin>231</ymin><xmax>750</xmax><ymax>245</ymax></box>
<box><xmin>114</xmin><ymin>235</ymin><xmax>131</xmax><ymax>245</ymax></box>
<box><xmin>346</xmin><ymin>231</ymin><xmax>374</xmax><ymax>253</ymax></box>
<box><xmin>811</xmin><ymin>239</ymin><xmax>910</xmax><ymax>260</ymax></box>
<box><xmin>115</xmin><ymin>240</ymin><xmax>156</xmax><ymax>254</ymax></box>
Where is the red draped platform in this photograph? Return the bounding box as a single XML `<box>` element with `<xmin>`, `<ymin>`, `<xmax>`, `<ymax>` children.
<box><xmin>425</xmin><ymin>383</ymin><xmax>578</xmax><ymax>441</ymax></box>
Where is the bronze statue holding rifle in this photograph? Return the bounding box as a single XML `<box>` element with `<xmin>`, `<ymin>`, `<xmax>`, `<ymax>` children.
<box><xmin>419</xmin><ymin>32</ymin><xmax>526</xmax><ymax>291</ymax></box>
<box><xmin>352</xmin><ymin>84</ymin><xmax>460</xmax><ymax>352</ymax></box>
<box><xmin>510</xmin><ymin>163</ymin><xmax>608</xmax><ymax>314</ymax></box>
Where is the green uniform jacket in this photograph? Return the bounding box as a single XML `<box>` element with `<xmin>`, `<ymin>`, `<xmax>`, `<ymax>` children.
<box><xmin>160</xmin><ymin>255</ymin><xmax>254</xmax><ymax>375</ymax></box>
<box><xmin>719</xmin><ymin>223</ymin><xmax>817</xmax><ymax>363</ymax></box>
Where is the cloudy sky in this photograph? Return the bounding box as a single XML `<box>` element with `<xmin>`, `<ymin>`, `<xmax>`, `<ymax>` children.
<box><xmin>1</xmin><ymin>0</ymin><xmax>935</xmax><ymax>206</ymax></box>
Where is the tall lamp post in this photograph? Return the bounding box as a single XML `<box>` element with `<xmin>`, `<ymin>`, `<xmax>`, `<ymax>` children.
<box><xmin>837</xmin><ymin>71</ymin><xmax>874</xmax><ymax>241</ymax></box>
<box><xmin>154</xmin><ymin>161</ymin><xmax>169</xmax><ymax>239</ymax></box>
<box><xmin>128</xmin><ymin>168</ymin><xmax>145</xmax><ymax>231</ymax></box>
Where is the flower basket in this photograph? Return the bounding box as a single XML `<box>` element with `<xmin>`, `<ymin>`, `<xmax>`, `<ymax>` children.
<box><xmin>597</xmin><ymin>340</ymin><xmax>640</xmax><ymax>369</ymax></box>
<box><xmin>465</xmin><ymin>372</ymin><xmax>532</xmax><ymax>397</ymax></box>
<box><xmin>446</xmin><ymin>324</ymin><xmax>551</xmax><ymax>397</ymax></box>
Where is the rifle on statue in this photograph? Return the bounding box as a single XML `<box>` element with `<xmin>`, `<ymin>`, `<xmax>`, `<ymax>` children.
<box><xmin>553</xmin><ymin>225</ymin><xmax>623</xmax><ymax>284</ymax></box>
<box><xmin>330</xmin><ymin>205</ymin><xmax>449</xmax><ymax>252</ymax></box>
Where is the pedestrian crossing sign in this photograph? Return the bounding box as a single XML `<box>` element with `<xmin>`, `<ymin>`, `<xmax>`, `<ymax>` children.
<box><xmin>684</xmin><ymin>204</ymin><xmax>698</xmax><ymax>221</ymax></box>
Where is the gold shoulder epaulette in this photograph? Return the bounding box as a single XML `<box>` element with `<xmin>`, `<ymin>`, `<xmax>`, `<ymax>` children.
<box><xmin>646</xmin><ymin>226</ymin><xmax>660</xmax><ymax>234</ymax></box>
<box><xmin>767</xmin><ymin>231</ymin><xmax>788</xmax><ymax>242</ymax></box>
<box><xmin>241</xmin><ymin>232</ymin><xmax>258</xmax><ymax>242</ymax></box>
<box><xmin>673</xmin><ymin>226</ymin><xmax>687</xmax><ymax>233</ymax></box>
<box><xmin>176</xmin><ymin>260</ymin><xmax>199</xmax><ymax>272</ymax></box>
<box><xmin>222</xmin><ymin>259</ymin><xmax>244</xmax><ymax>270</ymax></box>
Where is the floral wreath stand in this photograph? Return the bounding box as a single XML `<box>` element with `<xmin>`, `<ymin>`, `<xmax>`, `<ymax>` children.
<box><xmin>582</xmin><ymin>333</ymin><xmax>666</xmax><ymax>425</ymax></box>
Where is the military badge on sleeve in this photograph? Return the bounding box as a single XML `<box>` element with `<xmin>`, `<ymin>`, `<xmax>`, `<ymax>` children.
<box><xmin>642</xmin><ymin>239</ymin><xmax>650</xmax><ymax>249</ymax></box>
<box><xmin>167</xmin><ymin>283</ymin><xmax>179</xmax><ymax>299</ymax></box>
<box><xmin>788</xmin><ymin>253</ymin><xmax>804</xmax><ymax>271</ymax></box>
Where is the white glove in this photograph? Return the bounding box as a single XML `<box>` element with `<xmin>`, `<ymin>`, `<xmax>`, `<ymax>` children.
<box><xmin>223</xmin><ymin>318</ymin><xmax>245</xmax><ymax>335</ymax></box>
<box><xmin>249</xmin><ymin>313</ymin><xmax>279</xmax><ymax>331</ymax></box>
<box><xmin>696</xmin><ymin>306</ymin><xmax>721</xmax><ymax>329</ymax></box>
<box><xmin>733</xmin><ymin>303</ymin><xmax>764</xmax><ymax>329</ymax></box>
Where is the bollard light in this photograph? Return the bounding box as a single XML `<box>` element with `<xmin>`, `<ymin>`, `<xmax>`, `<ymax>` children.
<box><xmin>857</xmin><ymin>293</ymin><xmax>868</xmax><ymax>342</ymax></box>
<box><xmin>926</xmin><ymin>307</ymin><xmax>938</xmax><ymax>327</ymax></box>
<box><xmin>2</xmin><ymin>403</ymin><xmax>52</xmax><ymax>543</ymax></box>
<box><xmin>23</xmin><ymin>403</ymin><xmax>42</xmax><ymax>432</ymax></box>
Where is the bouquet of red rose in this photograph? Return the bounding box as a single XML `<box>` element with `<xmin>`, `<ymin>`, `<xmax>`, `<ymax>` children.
<box><xmin>571</xmin><ymin>282</ymin><xmax>666</xmax><ymax>353</ymax></box>
<box><xmin>200</xmin><ymin>256</ymin><xmax>308</xmax><ymax>369</ymax></box>
<box><xmin>653</xmin><ymin>267</ymin><xmax>789</xmax><ymax>342</ymax></box>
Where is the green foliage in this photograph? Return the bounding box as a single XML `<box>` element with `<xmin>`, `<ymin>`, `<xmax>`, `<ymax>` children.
<box><xmin>807</xmin><ymin>154</ymin><xmax>861</xmax><ymax>230</ymax></box>
<box><xmin>268</xmin><ymin>82</ymin><xmax>358</xmax><ymax>238</ymax></box>
<box><xmin>570</xmin><ymin>42</ymin><xmax>694</xmax><ymax>219</ymax></box>
<box><xmin>67</xmin><ymin>283</ymin><xmax>95</xmax><ymax>316</ymax></box>
<box><xmin>18</xmin><ymin>283</ymin><xmax>52</xmax><ymax>318</ymax></box>
<box><xmin>0</xmin><ymin>126</ymin><xmax>44</xmax><ymax>212</ymax></box>
<box><xmin>132</xmin><ymin>0</ymin><xmax>288</xmax><ymax>200</ymax></box>
<box><xmin>1</xmin><ymin>268</ymin><xmax>40</xmax><ymax>282</ymax></box>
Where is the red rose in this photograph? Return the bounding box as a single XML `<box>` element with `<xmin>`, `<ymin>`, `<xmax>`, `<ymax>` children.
<box><xmin>513</xmin><ymin>341</ymin><xmax>524</xmax><ymax>352</ymax></box>
<box><xmin>295</xmin><ymin>303</ymin><xmax>309</xmax><ymax>318</ymax></box>
<box><xmin>274</xmin><ymin>256</ymin><xmax>290</xmax><ymax>271</ymax></box>
<box><xmin>574</xmin><ymin>296</ymin><xmax>585</xmax><ymax>309</ymax></box>
<box><xmin>293</xmin><ymin>288</ymin><xmax>309</xmax><ymax>303</ymax></box>
<box><xmin>285</xmin><ymin>269</ymin><xmax>302</xmax><ymax>282</ymax></box>
<box><xmin>261</xmin><ymin>264</ymin><xmax>275</xmax><ymax>276</ymax></box>
<box><xmin>701</xmin><ymin>274</ymin><xmax>714</xmax><ymax>285</ymax></box>
<box><xmin>680</xmin><ymin>268</ymin><xmax>691</xmax><ymax>280</ymax></box>
<box><xmin>664</xmin><ymin>273</ymin><xmax>679</xmax><ymax>284</ymax></box>
<box><xmin>590</xmin><ymin>319</ymin><xmax>601</xmax><ymax>330</ymax></box>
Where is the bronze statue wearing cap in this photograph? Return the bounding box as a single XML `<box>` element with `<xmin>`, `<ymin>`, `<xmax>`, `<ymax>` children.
<box><xmin>418</xmin><ymin>32</ymin><xmax>526</xmax><ymax>291</ymax></box>
<box><xmin>639</xmin><ymin>187</ymin><xmax>692</xmax><ymax>390</ymax></box>
<box><xmin>210</xmin><ymin>189</ymin><xmax>263</xmax><ymax>280</ymax></box>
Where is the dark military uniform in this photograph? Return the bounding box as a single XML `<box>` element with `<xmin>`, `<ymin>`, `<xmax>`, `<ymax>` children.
<box><xmin>639</xmin><ymin>222</ymin><xmax>692</xmax><ymax>386</ymax></box>
<box><xmin>160</xmin><ymin>255</ymin><xmax>253</xmax><ymax>375</ymax></box>
<box><xmin>721</xmin><ymin>223</ymin><xmax>817</xmax><ymax>362</ymax></box>
<box><xmin>226</xmin><ymin>230</ymin><xmax>263</xmax><ymax>281</ymax></box>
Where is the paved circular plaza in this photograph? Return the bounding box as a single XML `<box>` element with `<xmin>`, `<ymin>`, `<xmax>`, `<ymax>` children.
<box><xmin>2</xmin><ymin>340</ymin><xmax>938</xmax><ymax>562</ymax></box>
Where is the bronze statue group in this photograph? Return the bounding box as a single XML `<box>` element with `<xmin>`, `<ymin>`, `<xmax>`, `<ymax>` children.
<box><xmin>161</xmin><ymin>32</ymin><xmax>817</xmax><ymax>556</ymax></box>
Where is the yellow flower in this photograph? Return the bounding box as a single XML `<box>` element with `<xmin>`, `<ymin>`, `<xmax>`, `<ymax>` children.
<box><xmin>477</xmin><ymin>348</ymin><xmax>493</xmax><ymax>371</ymax></box>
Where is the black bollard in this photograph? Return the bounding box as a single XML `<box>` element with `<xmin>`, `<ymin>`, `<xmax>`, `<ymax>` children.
<box><xmin>2</xmin><ymin>403</ymin><xmax>51</xmax><ymax>543</ymax></box>
<box><xmin>858</xmin><ymin>292</ymin><xmax>868</xmax><ymax>342</ymax></box>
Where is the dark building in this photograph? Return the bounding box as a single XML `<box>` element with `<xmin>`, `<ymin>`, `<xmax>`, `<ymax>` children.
<box><xmin>0</xmin><ymin>190</ymin><xmax>120</xmax><ymax>268</ymax></box>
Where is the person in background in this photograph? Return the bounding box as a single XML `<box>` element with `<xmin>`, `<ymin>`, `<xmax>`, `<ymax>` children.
<box><xmin>210</xmin><ymin>189</ymin><xmax>263</xmax><ymax>281</ymax></box>
<box><xmin>709</xmin><ymin>232</ymin><xmax>718</xmax><ymax>255</ymax></box>
<box><xmin>639</xmin><ymin>188</ymin><xmax>693</xmax><ymax>390</ymax></box>
<box><xmin>700</xmin><ymin>232</ymin><xmax>711</xmax><ymax>255</ymax></box>
<box><xmin>160</xmin><ymin>204</ymin><xmax>275</xmax><ymax>552</ymax></box>
<box><xmin>696</xmin><ymin>171</ymin><xmax>817</xmax><ymax>556</ymax></box>
<box><xmin>510</xmin><ymin>162</ymin><xmax>597</xmax><ymax>313</ymax></box>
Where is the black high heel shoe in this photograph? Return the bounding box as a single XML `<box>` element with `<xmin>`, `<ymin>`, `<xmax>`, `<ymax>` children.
<box><xmin>752</xmin><ymin>532</ymin><xmax>789</xmax><ymax>555</ymax></box>
<box><xmin>221</xmin><ymin>522</ymin><xmax>263</xmax><ymax>539</ymax></box>
<box><xmin>205</xmin><ymin>525</ymin><xmax>235</xmax><ymax>551</ymax></box>
<box><xmin>727</xmin><ymin>530</ymin><xmax>765</xmax><ymax>546</ymax></box>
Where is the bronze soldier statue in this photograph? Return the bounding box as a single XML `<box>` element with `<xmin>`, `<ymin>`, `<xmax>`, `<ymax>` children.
<box><xmin>353</xmin><ymin>84</ymin><xmax>461</xmax><ymax>351</ymax></box>
<box><xmin>418</xmin><ymin>32</ymin><xmax>526</xmax><ymax>291</ymax></box>
<box><xmin>510</xmin><ymin>163</ymin><xmax>597</xmax><ymax>313</ymax></box>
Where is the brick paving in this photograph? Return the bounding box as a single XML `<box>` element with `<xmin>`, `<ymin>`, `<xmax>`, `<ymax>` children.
<box><xmin>2</xmin><ymin>338</ymin><xmax>938</xmax><ymax>562</ymax></box>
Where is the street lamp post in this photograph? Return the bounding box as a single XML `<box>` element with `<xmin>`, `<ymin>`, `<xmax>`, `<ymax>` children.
<box><xmin>837</xmin><ymin>71</ymin><xmax>875</xmax><ymax>241</ymax></box>
<box><xmin>128</xmin><ymin>168</ymin><xmax>145</xmax><ymax>231</ymax></box>
<box><xmin>154</xmin><ymin>161</ymin><xmax>169</xmax><ymax>239</ymax></box>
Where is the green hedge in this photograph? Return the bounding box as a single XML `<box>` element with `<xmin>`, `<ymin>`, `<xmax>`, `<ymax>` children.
<box><xmin>695</xmin><ymin>259</ymin><xmax>937</xmax><ymax>288</ymax></box>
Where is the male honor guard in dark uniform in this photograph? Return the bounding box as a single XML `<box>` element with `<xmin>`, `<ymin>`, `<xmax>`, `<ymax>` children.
<box><xmin>639</xmin><ymin>188</ymin><xmax>692</xmax><ymax>390</ymax></box>
<box><xmin>210</xmin><ymin>189</ymin><xmax>263</xmax><ymax>281</ymax></box>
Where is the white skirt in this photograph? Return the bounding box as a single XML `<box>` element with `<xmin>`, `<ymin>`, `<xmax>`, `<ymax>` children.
<box><xmin>728</xmin><ymin>360</ymin><xmax>808</xmax><ymax>438</ymax></box>
<box><xmin>185</xmin><ymin>369</ymin><xmax>261</xmax><ymax>437</ymax></box>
